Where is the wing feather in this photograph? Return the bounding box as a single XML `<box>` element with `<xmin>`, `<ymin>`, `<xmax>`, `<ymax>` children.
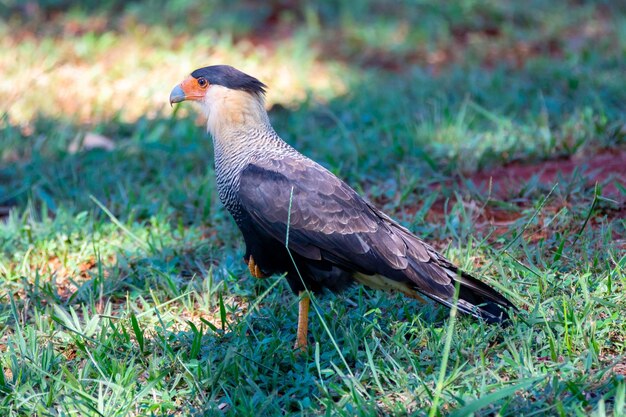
<box><xmin>238</xmin><ymin>157</ymin><xmax>453</xmax><ymax>294</ymax></box>
<box><xmin>238</xmin><ymin>155</ymin><xmax>515</xmax><ymax>323</ymax></box>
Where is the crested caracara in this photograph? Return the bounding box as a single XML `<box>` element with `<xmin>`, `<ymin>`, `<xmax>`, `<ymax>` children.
<box><xmin>170</xmin><ymin>65</ymin><xmax>515</xmax><ymax>350</ymax></box>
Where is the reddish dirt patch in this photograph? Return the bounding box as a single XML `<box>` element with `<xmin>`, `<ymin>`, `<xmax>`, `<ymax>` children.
<box><xmin>34</xmin><ymin>256</ymin><xmax>105</xmax><ymax>302</ymax></box>
<box><xmin>467</xmin><ymin>148</ymin><xmax>626</xmax><ymax>202</ymax></box>
<box><xmin>414</xmin><ymin>148</ymin><xmax>625</xmax><ymax>242</ymax></box>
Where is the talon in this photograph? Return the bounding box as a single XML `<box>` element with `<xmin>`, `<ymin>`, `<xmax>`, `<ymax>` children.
<box><xmin>247</xmin><ymin>255</ymin><xmax>266</xmax><ymax>279</ymax></box>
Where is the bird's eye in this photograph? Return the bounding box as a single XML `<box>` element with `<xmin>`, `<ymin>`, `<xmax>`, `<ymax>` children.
<box><xmin>197</xmin><ymin>77</ymin><xmax>208</xmax><ymax>88</ymax></box>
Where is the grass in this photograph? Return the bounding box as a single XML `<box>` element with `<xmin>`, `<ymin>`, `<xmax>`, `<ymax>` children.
<box><xmin>1</xmin><ymin>0</ymin><xmax>625</xmax><ymax>415</ymax></box>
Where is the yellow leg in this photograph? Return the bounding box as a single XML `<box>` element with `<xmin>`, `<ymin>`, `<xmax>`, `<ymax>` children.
<box><xmin>294</xmin><ymin>292</ymin><xmax>310</xmax><ymax>351</ymax></box>
<box><xmin>247</xmin><ymin>255</ymin><xmax>266</xmax><ymax>279</ymax></box>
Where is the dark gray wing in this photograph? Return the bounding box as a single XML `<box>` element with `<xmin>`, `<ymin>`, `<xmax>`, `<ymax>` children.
<box><xmin>238</xmin><ymin>155</ymin><xmax>515</xmax><ymax>323</ymax></box>
<box><xmin>237</xmin><ymin>156</ymin><xmax>459</xmax><ymax>298</ymax></box>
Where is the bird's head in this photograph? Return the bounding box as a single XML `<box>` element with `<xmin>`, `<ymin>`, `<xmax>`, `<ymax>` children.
<box><xmin>170</xmin><ymin>65</ymin><xmax>268</xmax><ymax>136</ymax></box>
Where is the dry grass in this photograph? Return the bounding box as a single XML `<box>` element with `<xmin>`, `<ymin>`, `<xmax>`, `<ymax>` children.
<box><xmin>0</xmin><ymin>20</ymin><xmax>348</xmax><ymax>124</ymax></box>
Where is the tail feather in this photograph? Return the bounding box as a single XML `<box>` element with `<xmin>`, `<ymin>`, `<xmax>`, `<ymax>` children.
<box><xmin>405</xmin><ymin>258</ymin><xmax>516</xmax><ymax>325</ymax></box>
<box><xmin>452</xmin><ymin>269</ymin><xmax>516</xmax><ymax>324</ymax></box>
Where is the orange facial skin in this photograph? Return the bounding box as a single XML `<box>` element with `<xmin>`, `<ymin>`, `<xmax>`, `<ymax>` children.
<box><xmin>181</xmin><ymin>75</ymin><xmax>209</xmax><ymax>100</ymax></box>
<box><xmin>169</xmin><ymin>75</ymin><xmax>209</xmax><ymax>104</ymax></box>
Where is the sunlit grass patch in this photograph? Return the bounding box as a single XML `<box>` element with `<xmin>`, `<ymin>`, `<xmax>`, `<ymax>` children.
<box><xmin>0</xmin><ymin>22</ymin><xmax>349</xmax><ymax>124</ymax></box>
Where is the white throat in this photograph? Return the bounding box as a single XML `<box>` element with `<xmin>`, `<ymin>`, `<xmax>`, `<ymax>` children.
<box><xmin>201</xmin><ymin>85</ymin><xmax>270</xmax><ymax>139</ymax></box>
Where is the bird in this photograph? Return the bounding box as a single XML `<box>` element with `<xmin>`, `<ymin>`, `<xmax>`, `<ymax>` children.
<box><xmin>169</xmin><ymin>65</ymin><xmax>515</xmax><ymax>350</ymax></box>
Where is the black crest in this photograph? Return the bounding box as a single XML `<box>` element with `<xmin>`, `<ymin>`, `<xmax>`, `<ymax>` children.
<box><xmin>191</xmin><ymin>65</ymin><xmax>267</xmax><ymax>95</ymax></box>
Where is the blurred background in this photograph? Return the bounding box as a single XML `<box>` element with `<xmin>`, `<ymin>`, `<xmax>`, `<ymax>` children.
<box><xmin>2</xmin><ymin>0</ymin><xmax>624</xmax><ymax>126</ymax></box>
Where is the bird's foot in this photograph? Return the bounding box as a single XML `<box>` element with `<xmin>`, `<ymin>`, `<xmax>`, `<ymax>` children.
<box><xmin>247</xmin><ymin>255</ymin><xmax>266</xmax><ymax>279</ymax></box>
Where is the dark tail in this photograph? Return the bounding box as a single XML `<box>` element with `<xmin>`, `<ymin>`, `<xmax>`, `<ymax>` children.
<box><xmin>453</xmin><ymin>269</ymin><xmax>516</xmax><ymax>325</ymax></box>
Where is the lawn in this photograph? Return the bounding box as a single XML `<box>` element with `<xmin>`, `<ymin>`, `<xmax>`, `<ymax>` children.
<box><xmin>0</xmin><ymin>1</ymin><xmax>625</xmax><ymax>416</ymax></box>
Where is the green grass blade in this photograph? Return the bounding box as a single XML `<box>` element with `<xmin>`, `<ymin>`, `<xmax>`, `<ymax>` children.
<box><xmin>129</xmin><ymin>312</ymin><xmax>145</xmax><ymax>354</ymax></box>
<box><xmin>450</xmin><ymin>377</ymin><xmax>545</xmax><ymax>417</ymax></box>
